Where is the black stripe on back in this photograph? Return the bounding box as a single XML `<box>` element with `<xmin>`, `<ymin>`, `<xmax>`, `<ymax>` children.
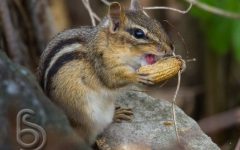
<box><xmin>45</xmin><ymin>51</ymin><xmax>83</xmax><ymax>96</ymax></box>
<box><xmin>40</xmin><ymin>37</ymin><xmax>82</xmax><ymax>89</ymax></box>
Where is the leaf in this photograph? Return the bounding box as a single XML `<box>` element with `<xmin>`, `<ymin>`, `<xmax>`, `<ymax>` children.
<box><xmin>232</xmin><ymin>20</ymin><xmax>240</xmax><ymax>62</ymax></box>
<box><xmin>189</xmin><ymin>0</ymin><xmax>240</xmax><ymax>58</ymax></box>
<box><xmin>206</xmin><ymin>17</ymin><xmax>232</xmax><ymax>55</ymax></box>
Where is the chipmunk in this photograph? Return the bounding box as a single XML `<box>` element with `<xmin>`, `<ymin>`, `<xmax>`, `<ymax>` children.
<box><xmin>37</xmin><ymin>0</ymin><xmax>174</xmax><ymax>146</ymax></box>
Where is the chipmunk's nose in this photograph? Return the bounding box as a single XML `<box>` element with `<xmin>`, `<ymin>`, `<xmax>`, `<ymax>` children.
<box><xmin>158</xmin><ymin>42</ymin><xmax>174</xmax><ymax>55</ymax></box>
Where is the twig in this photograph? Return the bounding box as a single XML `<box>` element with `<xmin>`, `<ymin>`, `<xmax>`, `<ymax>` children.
<box><xmin>82</xmin><ymin>0</ymin><xmax>96</xmax><ymax>26</ymax></box>
<box><xmin>235</xmin><ymin>137</ymin><xmax>240</xmax><ymax>150</ymax></box>
<box><xmin>163</xmin><ymin>20</ymin><xmax>189</xmax><ymax>61</ymax></box>
<box><xmin>184</xmin><ymin>0</ymin><xmax>240</xmax><ymax>19</ymax></box>
<box><xmin>100</xmin><ymin>0</ymin><xmax>111</xmax><ymax>6</ymax></box>
<box><xmin>100</xmin><ymin>0</ymin><xmax>240</xmax><ymax>19</ymax></box>
<box><xmin>170</xmin><ymin>52</ymin><xmax>183</xmax><ymax>144</ymax></box>
<box><xmin>93</xmin><ymin>12</ymin><xmax>101</xmax><ymax>22</ymax></box>
<box><xmin>186</xmin><ymin>58</ymin><xmax>196</xmax><ymax>62</ymax></box>
<box><xmin>81</xmin><ymin>2</ymin><xmax>101</xmax><ymax>23</ymax></box>
<box><xmin>162</xmin><ymin>20</ymin><xmax>191</xmax><ymax>111</ymax></box>
<box><xmin>172</xmin><ymin>70</ymin><xmax>181</xmax><ymax>144</ymax></box>
<box><xmin>143</xmin><ymin>0</ymin><xmax>194</xmax><ymax>14</ymax></box>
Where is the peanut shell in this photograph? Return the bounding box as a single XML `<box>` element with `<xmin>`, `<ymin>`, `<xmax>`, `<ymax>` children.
<box><xmin>138</xmin><ymin>57</ymin><xmax>183</xmax><ymax>83</ymax></box>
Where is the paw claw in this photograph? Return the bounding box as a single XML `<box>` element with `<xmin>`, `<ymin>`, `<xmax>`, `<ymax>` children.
<box><xmin>113</xmin><ymin>106</ymin><xmax>133</xmax><ymax>123</ymax></box>
<box><xmin>137</xmin><ymin>71</ymin><xmax>154</xmax><ymax>85</ymax></box>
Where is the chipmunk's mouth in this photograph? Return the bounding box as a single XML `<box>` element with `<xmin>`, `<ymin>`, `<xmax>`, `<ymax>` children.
<box><xmin>145</xmin><ymin>54</ymin><xmax>156</xmax><ymax>65</ymax></box>
<box><xmin>140</xmin><ymin>53</ymin><xmax>169</xmax><ymax>67</ymax></box>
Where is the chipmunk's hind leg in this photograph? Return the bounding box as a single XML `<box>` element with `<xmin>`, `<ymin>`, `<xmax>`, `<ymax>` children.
<box><xmin>113</xmin><ymin>106</ymin><xmax>133</xmax><ymax>123</ymax></box>
<box><xmin>93</xmin><ymin>107</ymin><xmax>133</xmax><ymax>150</ymax></box>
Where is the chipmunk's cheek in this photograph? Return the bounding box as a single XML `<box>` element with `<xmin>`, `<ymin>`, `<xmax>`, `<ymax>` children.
<box><xmin>145</xmin><ymin>54</ymin><xmax>156</xmax><ymax>65</ymax></box>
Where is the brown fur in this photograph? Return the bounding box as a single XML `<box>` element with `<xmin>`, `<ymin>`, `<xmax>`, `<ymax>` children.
<box><xmin>37</xmin><ymin>0</ymin><xmax>174</xmax><ymax>145</ymax></box>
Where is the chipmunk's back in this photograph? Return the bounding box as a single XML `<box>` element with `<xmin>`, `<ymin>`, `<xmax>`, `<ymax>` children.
<box><xmin>37</xmin><ymin>26</ymin><xmax>94</xmax><ymax>92</ymax></box>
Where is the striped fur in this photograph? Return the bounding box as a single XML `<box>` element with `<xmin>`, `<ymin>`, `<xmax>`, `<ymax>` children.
<box><xmin>37</xmin><ymin>0</ymin><xmax>174</xmax><ymax>145</ymax></box>
<box><xmin>38</xmin><ymin>35</ymin><xmax>84</xmax><ymax>93</ymax></box>
<box><xmin>45</xmin><ymin>50</ymin><xmax>84</xmax><ymax>96</ymax></box>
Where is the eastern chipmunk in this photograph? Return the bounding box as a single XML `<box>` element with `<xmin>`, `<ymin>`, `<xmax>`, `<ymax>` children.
<box><xmin>37</xmin><ymin>0</ymin><xmax>174</xmax><ymax>146</ymax></box>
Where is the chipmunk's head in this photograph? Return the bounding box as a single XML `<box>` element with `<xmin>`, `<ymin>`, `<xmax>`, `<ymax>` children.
<box><xmin>101</xmin><ymin>0</ymin><xmax>174</xmax><ymax>69</ymax></box>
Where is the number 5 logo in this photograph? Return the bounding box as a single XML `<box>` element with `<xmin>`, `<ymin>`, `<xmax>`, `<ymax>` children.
<box><xmin>16</xmin><ymin>109</ymin><xmax>47</xmax><ymax>150</ymax></box>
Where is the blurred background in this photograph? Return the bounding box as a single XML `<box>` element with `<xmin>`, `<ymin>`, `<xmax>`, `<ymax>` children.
<box><xmin>0</xmin><ymin>0</ymin><xmax>239</xmax><ymax>149</ymax></box>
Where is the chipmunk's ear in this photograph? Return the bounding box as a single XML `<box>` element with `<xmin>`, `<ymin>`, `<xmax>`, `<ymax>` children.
<box><xmin>109</xmin><ymin>2</ymin><xmax>125</xmax><ymax>33</ymax></box>
<box><xmin>130</xmin><ymin>0</ymin><xmax>143</xmax><ymax>12</ymax></box>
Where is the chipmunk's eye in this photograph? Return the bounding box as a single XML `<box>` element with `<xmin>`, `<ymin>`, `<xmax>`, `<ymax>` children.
<box><xmin>133</xmin><ymin>28</ymin><xmax>145</xmax><ymax>39</ymax></box>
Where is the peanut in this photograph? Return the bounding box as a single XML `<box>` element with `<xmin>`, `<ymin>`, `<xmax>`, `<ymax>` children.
<box><xmin>138</xmin><ymin>57</ymin><xmax>184</xmax><ymax>83</ymax></box>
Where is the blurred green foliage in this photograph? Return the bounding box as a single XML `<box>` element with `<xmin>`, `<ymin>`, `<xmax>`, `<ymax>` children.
<box><xmin>189</xmin><ymin>0</ymin><xmax>240</xmax><ymax>62</ymax></box>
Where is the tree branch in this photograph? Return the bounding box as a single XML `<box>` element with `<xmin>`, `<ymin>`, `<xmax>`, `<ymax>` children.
<box><xmin>235</xmin><ymin>137</ymin><xmax>240</xmax><ymax>150</ymax></box>
<box><xmin>184</xmin><ymin>0</ymin><xmax>240</xmax><ymax>19</ymax></box>
<box><xmin>99</xmin><ymin>0</ymin><xmax>240</xmax><ymax>19</ymax></box>
<box><xmin>100</xmin><ymin>0</ymin><xmax>111</xmax><ymax>6</ymax></box>
<box><xmin>82</xmin><ymin>0</ymin><xmax>96</xmax><ymax>26</ymax></box>
<box><xmin>143</xmin><ymin>0</ymin><xmax>193</xmax><ymax>14</ymax></box>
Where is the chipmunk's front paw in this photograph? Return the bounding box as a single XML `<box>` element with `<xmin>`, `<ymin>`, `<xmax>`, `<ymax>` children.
<box><xmin>136</xmin><ymin>72</ymin><xmax>154</xmax><ymax>85</ymax></box>
<box><xmin>113</xmin><ymin>106</ymin><xmax>133</xmax><ymax>123</ymax></box>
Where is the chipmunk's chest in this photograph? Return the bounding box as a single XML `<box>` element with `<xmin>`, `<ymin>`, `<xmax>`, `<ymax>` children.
<box><xmin>86</xmin><ymin>89</ymin><xmax>122</xmax><ymax>134</ymax></box>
